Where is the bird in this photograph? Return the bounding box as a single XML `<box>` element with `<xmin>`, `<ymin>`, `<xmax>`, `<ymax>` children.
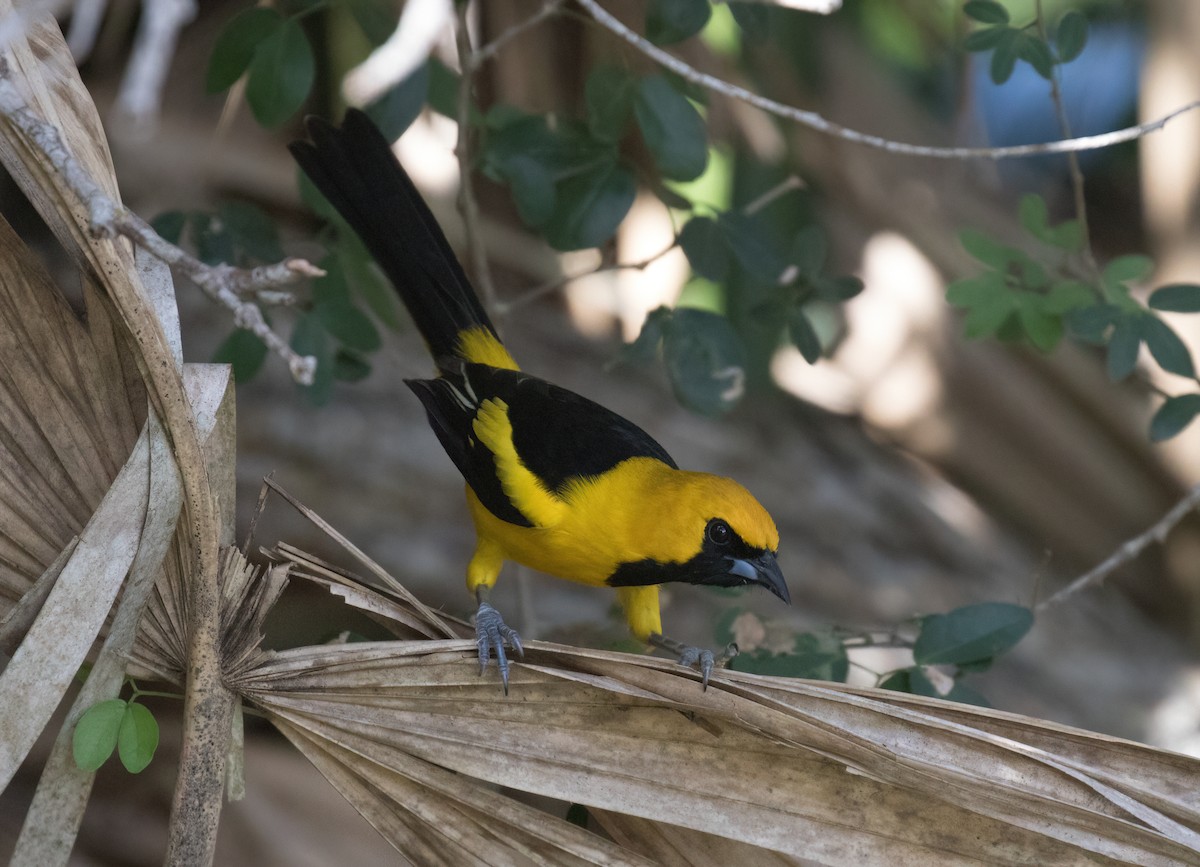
<box><xmin>290</xmin><ymin>109</ymin><xmax>789</xmax><ymax>691</ymax></box>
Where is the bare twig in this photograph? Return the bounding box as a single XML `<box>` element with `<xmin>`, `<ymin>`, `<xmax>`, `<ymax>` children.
<box><xmin>743</xmin><ymin>174</ymin><xmax>805</xmax><ymax>216</ymax></box>
<box><xmin>454</xmin><ymin>4</ymin><xmax>497</xmax><ymax>308</ymax></box>
<box><xmin>468</xmin><ymin>0</ymin><xmax>564</xmax><ymax>70</ymax></box>
<box><xmin>577</xmin><ymin>0</ymin><xmax>1200</xmax><ymax>161</ymax></box>
<box><xmin>0</xmin><ymin>67</ymin><xmax>320</xmax><ymax>384</ymax></box>
<box><xmin>1038</xmin><ymin>483</ymin><xmax>1200</xmax><ymax>612</ymax></box>
<box><xmin>1035</xmin><ymin>0</ymin><xmax>1098</xmax><ymax>277</ymax></box>
<box><xmin>495</xmin><ymin>242</ymin><xmax>678</xmax><ymax>316</ymax></box>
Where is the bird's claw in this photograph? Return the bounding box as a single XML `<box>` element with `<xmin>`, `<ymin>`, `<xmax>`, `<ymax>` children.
<box><xmin>651</xmin><ymin>635</ymin><xmax>738</xmax><ymax>690</ymax></box>
<box><xmin>474</xmin><ymin>601</ymin><xmax>523</xmax><ymax>694</ymax></box>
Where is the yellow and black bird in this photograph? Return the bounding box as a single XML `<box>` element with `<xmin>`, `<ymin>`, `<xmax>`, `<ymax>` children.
<box><xmin>291</xmin><ymin>110</ymin><xmax>788</xmax><ymax>690</ymax></box>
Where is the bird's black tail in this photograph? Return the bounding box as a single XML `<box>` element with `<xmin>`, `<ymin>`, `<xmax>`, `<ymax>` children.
<box><xmin>289</xmin><ymin>109</ymin><xmax>502</xmax><ymax>367</ymax></box>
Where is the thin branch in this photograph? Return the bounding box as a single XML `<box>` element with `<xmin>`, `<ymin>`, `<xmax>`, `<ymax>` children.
<box><xmin>495</xmin><ymin>242</ymin><xmax>678</xmax><ymax>316</ymax></box>
<box><xmin>577</xmin><ymin>0</ymin><xmax>1200</xmax><ymax>161</ymax></box>
<box><xmin>468</xmin><ymin>0</ymin><xmax>564</xmax><ymax>70</ymax></box>
<box><xmin>742</xmin><ymin>174</ymin><xmax>805</xmax><ymax>216</ymax></box>
<box><xmin>454</xmin><ymin>3</ymin><xmax>497</xmax><ymax>308</ymax></box>
<box><xmin>0</xmin><ymin>66</ymin><xmax>320</xmax><ymax>385</ymax></box>
<box><xmin>1038</xmin><ymin>483</ymin><xmax>1200</xmax><ymax>612</ymax></box>
<box><xmin>1035</xmin><ymin>0</ymin><xmax>1098</xmax><ymax>277</ymax></box>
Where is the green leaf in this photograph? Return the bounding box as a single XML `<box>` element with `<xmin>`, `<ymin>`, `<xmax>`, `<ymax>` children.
<box><xmin>316</xmin><ymin>301</ymin><xmax>382</xmax><ymax>353</ymax></box>
<box><xmin>1056</xmin><ymin>10</ymin><xmax>1088</xmax><ymax>63</ymax></box>
<box><xmin>913</xmin><ymin>602</ymin><xmax>1033</xmax><ymax>666</ymax></box>
<box><xmin>728</xmin><ymin>2</ymin><xmax>769</xmax><ymax>41</ymax></box>
<box><xmin>813</xmin><ymin>275</ymin><xmax>864</xmax><ymax>302</ymax></box>
<box><xmin>245</xmin><ymin>19</ymin><xmax>314</xmax><ymax>128</ymax></box>
<box><xmin>1016</xmin><ymin>296</ymin><xmax>1062</xmax><ymax>351</ymax></box>
<box><xmin>946</xmin><ymin>270</ymin><xmax>1004</xmax><ymax>308</ymax></box>
<box><xmin>1065</xmin><ymin>303</ymin><xmax>1118</xmax><ymax>343</ymax></box>
<box><xmin>959</xmin><ymin>229</ymin><xmax>1018</xmax><ymax>270</ymax></box>
<box><xmin>964</xmin><ymin>25</ymin><xmax>1009</xmax><ymax>52</ymax></box>
<box><xmin>73</xmin><ymin>699</ymin><xmax>127</xmax><ymax>772</ymax></box>
<box><xmin>1047</xmin><ymin>219</ymin><xmax>1084</xmax><ymax>252</ymax></box>
<box><xmin>504</xmin><ymin>156</ymin><xmax>557</xmax><ymax>228</ymax></box>
<box><xmin>943</xmin><ymin>681</ymin><xmax>992</xmax><ymax>707</ymax></box>
<box><xmin>542</xmin><ymin>161</ymin><xmax>636</xmax><ymax>251</ymax></box>
<box><xmin>1149</xmin><ymin>283</ymin><xmax>1200</xmax><ymax>313</ymax></box>
<box><xmin>1102</xmin><ymin>254</ymin><xmax>1154</xmax><ymax>289</ymax></box>
<box><xmin>1150</xmin><ymin>394</ymin><xmax>1200</xmax><ymax>443</ymax></box>
<box><xmin>990</xmin><ymin>27</ymin><xmax>1022</xmax><ymax>84</ymax></box>
<box><xmin>333</xmin><ymin>348</ymin><xmax>372</xmax><ymax>382</ymax></box>
<box><xmin>879</xmin><ymin>669</ymin><xmax>914</xmax><ymax>693</ymax></box>
<box><xmin>663</xmin><ymin>308</ymin><xmax>747</xmax><ymax>415</ymax></box>
<box><xmin>586</xmin><ymin>65</ymin><xmax>636</xmax><ymax>142</ymax></box>
<box><xmin>192</xmin><ymin>212</ymin><xmax>234</xmax><ymax>265</ymax></box>
<box><xmin>213</xmin><ymin>327</ymin><xmax>269</xmax><ymax>382</ymax></box>
<box><xmin>151</xmin><ymin>210</ymin><xmax>186</xmax><ymax>245</ymax></box>
<box><xmin>678</xmin><ymin>216</ymin><xmax>730</xmax><ymax>282</ymax></box>
<box><xmin>623</xmin><ymin>306</ymin><xmax>673</xmax><ymax>365</ymax></box>
<box><xmin>791</xmin><ymin>226</ymin><xmax>826</xmax><ymax>277</ymax></box>
<box><xmin>963</xmin><ymin>291</ymin><xmax>1015</xmax><ymax>339</ymax></box>
<box><xmin>219</xmin><ymin>201</ymin><xmax>283</xmax><ymax>262</ymax></box>
<box><xmin>963</xmin><ymin>0</ymin><xmax>1009</xmax><ymax>25</ymax></box>
<box><xmin>1018</xmin><ymin>193</ymin><xmax>1049</xmax><ymax>239</ymax></box>
<box><xmin>718</xmin><ymin>212</ymin><xmax>788</xmax><ymax>283</ymax></box>
<box><xmin>1043</xmin><ymin>280</ymin><xmax>1094</xmax><ymax>314</ymax></box>
<box><xmin>788</xmin><ymin>309</ymin><xmax>822</xmax><ymax>363</ymax></box>
<box><xmin>1106</xmin><ymin>316</ymin><xmax>1141</xmax><ymax>381</ymax></box>
<box><xmin>1018</xmin><ymin>34</ymin><xmax>1055</xmax><ymax>79</ymax></box>
<box><xmin>645</xmin><ymin>0</ymin><xmax>711</xmax><ymax>45</ymax></box>
<box><xmin>728</xmin><ymin>634</ymin><xmax>848</xmax><ymax>681</ymax></box>
<box><xmin>346</xmin><ymin>0</ymin><xmax>401</xmax><ymax>47</ymax></box>
<box><xmin>426</xmin><ymin>57</ymin><xmax>461</xmax><ymax>118</ymax></box>
<box><xmin>205</xmin><ymin>7</ymin><xmax>283</xmax><ymax>94</ymax></box>
<box><xmin>117</xmin><ymin>702</ymin><xmax>159</xmax><ymax>774</ymax></box>
<box><xmin>291</xmin><ymin>311</ymin><xmax>335</xmax><ymax>405</ymax></box>
<box><xmin>366</xmin><ymin>62</ymin><xmax>430</xmax><ymax>141</ymax></box>
<box><xmin>1141</xmin><ymin>316</ymin><xmax>1195</xmax><ymax>378</ymax></box>
<box><xmin>634</xmin><ymin>75</ymin><xmax>708</xmax><ymax>181</ymax></box>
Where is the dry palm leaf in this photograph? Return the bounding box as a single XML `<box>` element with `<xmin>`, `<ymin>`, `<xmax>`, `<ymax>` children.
<box><xmin>238</xmin><ymin>503</ymin><xmax>1200</xmax><ymax>867</ymax></box>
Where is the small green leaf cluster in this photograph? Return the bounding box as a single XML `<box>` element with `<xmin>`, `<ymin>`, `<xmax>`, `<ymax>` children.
<box><xmin>480</xmin><ymin>67</ymin><xmax>708</xmax><ymax>252</ymax></box>
<box><xmin>726</xmin><ymin>627</ymin><xmax>850</xmax><ymax>682</ymax></box>
<box><xmin>880</xmin><ymin>602</ymin><xmax>1033</xmax><ymax>706</ymax></box>
<box><xmin>963</xmin><ymin>1</ymin><xmax>1088</xmax><ymax>84</ymax></box>
<box><xmin>623</xmin><ymin>306</ymin><xmax>747</xmax><ymax>416</ymax></box>
<box><xmin>950</xmin><ymin>193</ymin><xmax>1200</xmax><ymax>441</ymax></box>
<box><xmin>73</xmin><ymin>699</ymin><xmax>159</xmax><ymax>774</ymax></box>
<box><xmin>206</xmin><ymin>6</ymin><xmax>316</xmax><ymax>128</ymax></box>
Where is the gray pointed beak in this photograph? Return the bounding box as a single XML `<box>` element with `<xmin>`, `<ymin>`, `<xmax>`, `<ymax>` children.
<box><xmin>727</xmin><ymin>552</ymin><xmax>790</xmax><ymax>604</ymax></box>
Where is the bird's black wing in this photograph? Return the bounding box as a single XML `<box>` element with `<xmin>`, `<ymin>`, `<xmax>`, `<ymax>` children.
<box><xmin>406</xmin><ymin>363</ymin><xmax>677</xmax><ymax>527</ymax></box>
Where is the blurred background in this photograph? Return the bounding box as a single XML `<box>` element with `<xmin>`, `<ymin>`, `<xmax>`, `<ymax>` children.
<box><xmin>5</xmin><ymin>0</ymin><xmax>1200</xmax><ymax>862</ymax></box>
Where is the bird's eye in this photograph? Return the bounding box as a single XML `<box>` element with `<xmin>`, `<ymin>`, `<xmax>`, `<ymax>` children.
<box><xmin>706</xmin><ymin>519</ymin><xmax>732</xmax><ymax>546</ymax></box>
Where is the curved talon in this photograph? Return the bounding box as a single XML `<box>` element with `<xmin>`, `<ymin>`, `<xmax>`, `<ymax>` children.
<box><xmin>474</xmin><ymin>601</ymin><xmax>523</xmax><ymax>694</ymax></box>
<box><xmin>649</xmin><ymin>633</ymin><xmax>730</xmax><ymax>690</ymax></box>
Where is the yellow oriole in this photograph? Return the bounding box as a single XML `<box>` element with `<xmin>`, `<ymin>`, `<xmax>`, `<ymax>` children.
<box><xmin>291</xmin><ymin>110</ymin><xmax>788</xmax><ymax>689</ymax></box>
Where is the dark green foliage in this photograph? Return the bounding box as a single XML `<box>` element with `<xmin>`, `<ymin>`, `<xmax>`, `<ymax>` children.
<box><xmin>366</xmin><ymin>63</ymin><xmax>430</xmax><ymax>141</ymax></box>
<box><xmin>1055</xmin><ymin>10</ymin><xmax>1088</xmax><ymax>63</ymax></box>
<box><xmin>727</xmin><ymin>630</ymin><xmax>849</xmax><ymax>681</ymax></box>
<box><xmin>1151</xmin><ymin>395</ymin><xmax>1200</xmax><ymax>443</ymax></box>
<box><xmin>291</xmin><ymin>311</ymin><xmax>336</xmax><ymax>405</ymax></box>
<box><xmin>213</xmin><ymin>327</ymin><xmax>269</xmax><ymax>383</ymax></box>
<box><xmin>625</xmin><ymin>306</ymin><xmax>747</xmax><ymax>415</ymax></box>
<box><xmin>634</xmin><ymin>75</ymin><xmax>709</xmax><ymax>181</ymax></box>
<box><xmin>645</xmin><ymin>0</ymin><xmax>711</xmax><ymax>45</ymax></box>
<box><xmin>963</xmin><ymin>0</ymin><xmax>1009</xmax><ymax>25</ymax></box>
<box><xmin>913</xmin><ymin>602</ymin><xmax>1033</xmax><ymax>667</ymax></box>
<box><xmin>585</xmin><ymin>66</ymin><xmax>636</xmax><ymax>142</ymax></box>
<box><xmin>205</xmin><ymin>8</ymin><xmax>284</xmax><ymax>94</ymax></box>
<box><xmin>245</xmin><ymin>19</ymin><xmax>314</xmax><ymax>127</ymax></box>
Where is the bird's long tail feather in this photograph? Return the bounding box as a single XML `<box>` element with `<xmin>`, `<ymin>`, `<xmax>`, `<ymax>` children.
<box><xmin>290</xmin><ymin>109</ymin><xmax>510</xmax><ymax>369</ymax></box>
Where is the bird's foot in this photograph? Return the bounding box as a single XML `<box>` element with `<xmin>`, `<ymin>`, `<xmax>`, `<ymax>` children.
<box><xmin>649</xmin><ymin>634</ymin><xmax>738</xmax><ymax>690</ymax></box>
<box><xmin>474</xmin><ymin>600</ymin><xmax>523</xmax><ymax>694</ymax></box>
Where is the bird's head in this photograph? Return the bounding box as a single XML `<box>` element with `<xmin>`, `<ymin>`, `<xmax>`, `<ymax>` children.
<box><xmin>608</xmin><ymin>471</ymin><xmax>788</xmax><ymax>604</ymax></box>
